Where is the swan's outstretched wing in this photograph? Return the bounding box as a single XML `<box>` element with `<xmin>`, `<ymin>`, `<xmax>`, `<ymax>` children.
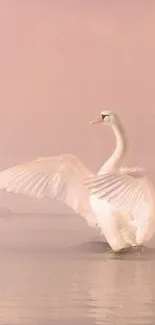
<box><xmin>85</xmin><ymin>168</ymin><xmax>155</xmax><ymax>240</ymax></box>
<box><xmin>0</xmin><ymin>155</ymin><xmax>96</xmax><ymax>227</ymax></box>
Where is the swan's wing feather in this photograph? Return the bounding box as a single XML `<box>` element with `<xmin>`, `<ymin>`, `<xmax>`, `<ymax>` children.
<box><xmin>0</xmin><ymin>155</ymin><xmax>96</xmax><ymax>227</ymax></box>
<box><xmin>85</xmin><ymin>170</ymin><xmax>155</xmax><ymax>239</ymax></box>
<box><xmin>85</xmin><ymin>172</ymin><xmax>139</xmax><ymax>210</ymax></box>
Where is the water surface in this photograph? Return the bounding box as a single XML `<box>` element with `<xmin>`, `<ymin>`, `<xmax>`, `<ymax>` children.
<box><xmin>0</xmin><ymin>213</ymin><xmax>155</xmax><ymax>325</ymax></box>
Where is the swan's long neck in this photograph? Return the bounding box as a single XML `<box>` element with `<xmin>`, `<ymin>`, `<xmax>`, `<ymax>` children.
<box><xmin>98</xmin><ymin>121</ymin><xmax>127</xmax><ymax>174</ymax></box>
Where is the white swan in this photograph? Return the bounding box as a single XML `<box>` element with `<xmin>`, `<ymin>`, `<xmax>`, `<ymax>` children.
<box><xmin>0</xmin><ymin>110</ymin><xmax>154</xmax><ymax>251</ymax></box>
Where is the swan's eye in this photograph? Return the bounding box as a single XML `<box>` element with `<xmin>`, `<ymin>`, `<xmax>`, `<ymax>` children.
<box><xmin>101</xmin><ymin>114</ymin><xmax>108</xmax><ymax>120</ymax></box>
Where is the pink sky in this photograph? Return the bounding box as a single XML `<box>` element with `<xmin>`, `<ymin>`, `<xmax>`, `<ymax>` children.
<box><xmin>0</xmin><ymin>1</ymin><xmax>155</xmax><ymax>213</ymax></box>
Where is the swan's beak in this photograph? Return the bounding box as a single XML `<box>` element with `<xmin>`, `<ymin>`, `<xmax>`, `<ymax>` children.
<box><xmin>90</xmin><ymin>115</ymin><xmax>102</xmax><ymax>124</ymax></box>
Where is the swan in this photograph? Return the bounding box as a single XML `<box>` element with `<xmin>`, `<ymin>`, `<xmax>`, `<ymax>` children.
<box><xmin>0</xmin><ymin>110</ymin><xmax>154</xmax><ymax>252</ymax></box>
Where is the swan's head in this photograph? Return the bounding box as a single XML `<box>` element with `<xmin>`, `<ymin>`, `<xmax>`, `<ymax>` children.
<box><xmin>90</xmin><ymin>110</ymin><xmax>119</xmax><ymax>126</ymax></box>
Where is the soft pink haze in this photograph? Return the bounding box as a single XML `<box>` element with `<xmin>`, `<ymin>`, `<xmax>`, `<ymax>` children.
<box><xmin>0</xmin><ymin>1</ymin><xmax>155</xmax><ymax>213</ymax></box>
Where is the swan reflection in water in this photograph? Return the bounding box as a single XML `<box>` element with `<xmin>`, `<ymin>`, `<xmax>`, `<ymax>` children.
<box><xmin>38</xmin><ymin>244</ymin><xmax>155</xmax><ymax>325</ymax></box>
<box><xmin>65</xmin><ymin>247</ymin><xmax>155</xmax><ymax>325</ymax></box>
<box><xmin>85</xmin><ymin>257</ymin><xmax>155</xmax><ymax>324</ymax></box>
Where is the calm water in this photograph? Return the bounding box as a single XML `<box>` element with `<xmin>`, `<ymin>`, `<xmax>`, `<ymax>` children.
<box><xmin>0</xmin><ymin>213</ymin><xmax>155</xmax><ymax>325</ymax></box>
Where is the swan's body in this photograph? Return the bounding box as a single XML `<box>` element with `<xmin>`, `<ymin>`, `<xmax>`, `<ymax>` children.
<box><xmin>0</xmin><ymin>110</ymin><xmax>154</xmax><ymax>251</ymax></box>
